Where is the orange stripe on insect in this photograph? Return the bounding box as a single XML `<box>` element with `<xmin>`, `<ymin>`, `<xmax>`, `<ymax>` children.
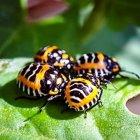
<box><xmin>65</xmin><ymin>82</ymin><xmax>72</xmax><ymax>104</ymax></box>
<box><xmin>36</xmin><ymin>65</ymin><xmax>50</xmax><ymax>82</ymax></box>
<box><xmin>54</xmin><ymin>63</ymin><xmax>64</xmax><ymax>67</ymax></box>
<box><xmin>18</xmin><ymin>65</ymin><xmax>50</xmax><ymax>90</ymax></box>
<box><xmin>62</xmin><ymin>53</ymin><xmax>69</xmax><ymax>59</ymax></box>
<box><xmin>112</xmin><ymin>67</ymin><xmax>119</xmax><ymax>72</ymax></box>
<box><xmin>49</xmin><ymin>90</ymin><xmax>58</xmax><ymax>95</ymax></box>
<box><xmin>72</xmin><ymin>87</ymin><xmax>98</xmax><ymax>109</ymax></box>
<box><xmin>34</xmin><ymin>46</ymin><xmax>58</xmax><ymax>61</ymax></box>
<box><xmin>97</xmin><ymin>53</ymin><xmax>104</xmax><ymax>60</ymax></box>
<box><xmin>18</xmin><ymin>75</ymin><xmax>41</xmax><ymax>90</ymax></box>
<box><xmin>70</xmin><ymin>57</ymin><xmax>74</xmax><ymax>61</ymax></box>
<box><xmin>65</xmin><ymin>81</ymin><xmax>98</xmax><ymax>108</ymax></box>
<box><xmin>65</xmin><ymin>78</ymin><xmax>96</xmax><ymax>107</ymax></box>
<box><xmin>70</xmin><ymin>78</ymin><xmax>92</xmax><ymax>85</ymax></box>
<box><xmin>61</xmin><ymin>73</ymin><xmax>67</xmax><ymax>81</ymax></box>
<box><xmin>74</xmin><ymin>62</ymin><xmax>106</xmax><ymax>70</ymax></box>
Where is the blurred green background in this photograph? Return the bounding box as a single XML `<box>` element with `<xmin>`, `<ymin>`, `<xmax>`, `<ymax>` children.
<box><xmin>0</xmin><ymin>0</ymin><xmax>140</xmax><ymax>74</ymax></box>
<box><xmin>0</xmin><ymin>1</ymin><xmax>140</xmax><ymax>139</ymax></box>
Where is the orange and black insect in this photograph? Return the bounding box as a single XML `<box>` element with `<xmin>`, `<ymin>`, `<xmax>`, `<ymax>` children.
<box><xmin>64</xmin><ymin>73</ymin><xmax>102</xmax><ymax>117</ymax></box>
<box><xmin>34</xmin><ymin>46</ymin><xmax>75</xmax><ymax>71</ymax></box>
<box><xmin>17</xmin><ymin>63</ymin><xmax>68</xmax><ymax>101</ymax></box>
<box><xmin>74</xmin><ymin>53</ymin><xmax>140</xmax><ymax>84</ymax></box>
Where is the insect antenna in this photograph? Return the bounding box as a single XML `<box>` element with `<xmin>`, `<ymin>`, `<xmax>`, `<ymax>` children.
<box><xmin>121</xmin><ymin>70</ymin><xmax>140</xmax><ymax>79</ymax></box>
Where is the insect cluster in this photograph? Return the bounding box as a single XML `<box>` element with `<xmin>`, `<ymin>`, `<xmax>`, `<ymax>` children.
<box><xmin>17</xmin><ymin>45</ymin><xmax>140</xmax><ymax>117</ymax></box>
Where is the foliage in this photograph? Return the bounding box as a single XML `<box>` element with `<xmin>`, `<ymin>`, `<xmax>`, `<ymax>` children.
<box><xmin>0</xmin><ymin>58</ymin><xmax>140</xmax><ymax>139</ymax></box>
<box><xmin>1</xmin><ymin>0</ymin><xmax>140</xmax><ymax>57</ymax></box>
<box><xmin>0</xmin><ymin>0</ymin><xmax>140</xmax><ymax>139</ymax></box>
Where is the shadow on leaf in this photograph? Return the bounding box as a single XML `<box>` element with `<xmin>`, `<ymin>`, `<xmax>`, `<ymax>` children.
<box><xmin>0</xmin><ymin>79</ymin><xmax>82</xmax><ymax>120</ymax></box>
<box><xmin>46</xmin><ymin>101</ymin><xmax>82</xmax><ymax>120</ymax></box>
<box><xmin>0</xmin><ymin>79</ymin><xmax>44</xmax><ymax>108</ymax></box>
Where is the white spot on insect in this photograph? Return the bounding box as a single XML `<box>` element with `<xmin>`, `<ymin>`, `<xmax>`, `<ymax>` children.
<box><xmin>27</xmin><ymin>88</ymin><xmax>30</xmax><ymax>95</ymax></box>
<box><xmin>54</xmin><ymin>71</ymin><xmax>58</xmax><ymax>74</ymax></box>
<box><xmin>65</xmin><ymin>60</ymin><xmax>69</xmax><ymax>64</ymax></box>
<box><xmin>83</xmin><ymin>54</ymin><xmax>88</xmax><ymax>63</ymax></box>
<box><xmin>58</xmin><ymin>50</ymin><xmax>63</xmax><ymax>54</ymax></box>
<box><xmin>65</xmin><ymin>100</ymin><xmax>68</xmax><ymax>104</ymax></box>
<box><xmin>86</xmin><ymin>103</ymin><xmax>90</xmax><ymax>109</ymax></box>
<box><xmin>22</xmin><ymin>85</ymin><xmax>25</xmax><ymax>92</ymax></box>
<box><xmin>67</xmin><ymin>64</ymin><xmax>71</xmax><ymax>69</ymax></box>
<box><xmin>47</xmin><ymin>80</ymin><xmax>51</xmax><ymax>85</ymax></box>
<box><xmin>33</xmin><ymin>90</ymin><xmax>36</xmax><ymax>96</ymax></box>
<box><xmin>62</xmin><ymin>50</ymin><xmax>66</xmax><ymax>53</ymax></box>
<box><xmin>43</xmin><ymin>46</ymin><xmax>48</xmax><ymax>51</ymax></box>
<box><xmin>60</xmin><ymin>59</ymin><xmax>66</xmax><ymax>64</ymax></box>
<box><xmin>75</xmin><ymin>54</ymin><xmax>82</xmax><ymax>60</ymax></box>
<box><xmin>88</xmin><ymin>69</ymin><xmax>92</xmax><ymax>73</ymax></box>
<box><xmin>77</xmin><ymin>60</ymin><xmax>81</xmax><ymax>65</ymax></box>
<box><xmin>53</xmin><ymin>53</ymin><xmax>58</xmax><ymax>57</ymax></box>
<box><xmin>50</xmin><ymin>74</ymin><xmax>55</xmax><ymax>79</ymax></box>
<box><xmin>38</xmin><ymin>90</ymin><xmax>45</xmax><ymax>96</ymax></box>
<box><xmin>95</xmin><ymin>70</ymin><xmax>98</xmax><ymax>77</ymax></box>
<box><xmin>91</xmin><ymin>53</ymin><xmax>95</xmax><ymax>62</ymax></box>
<box><xmin>54</xmin><ymin>88</ymin><xmax>58</xmax><ymax>91</ymax></box>
<box><xmin>56</xmin><ymin>78</ymin><xmax>62</xmax><ymax>84</ymax></box>
<box><xmin>108</xmin><ymin>59</ymin><xmax>111</xmax><ymax>63</ymax></box>
<box><xmin>82</xmin><ymin>69</ymin><xmax>85</xmax><ymax>74</ymax></box>
<box><xmin>61</xmin><ymin>82</ymin><xmax>65</xmax><ymax>87</ymax></box>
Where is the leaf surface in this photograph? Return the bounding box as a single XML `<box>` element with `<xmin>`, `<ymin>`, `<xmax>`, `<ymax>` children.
<box><xmin>0</xmin><ymin>58</ymin><xmax>140</xmax><ymax>140</ymax></box>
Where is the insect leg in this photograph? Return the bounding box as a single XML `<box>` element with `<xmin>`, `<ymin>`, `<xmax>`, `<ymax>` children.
<box><xmin>98</xmin><ymin>99</ymin><xmax>103</xmax><ymax>107</ymax></box>
<box><xmin>84</xmin><ymin>110</ymin><xmax>87</xmax><ymax>118</ymax></box>
<box><xmin>39</xmin><ymin>100</ymin><xmax>48</xmax><ymax>112</ymax></box>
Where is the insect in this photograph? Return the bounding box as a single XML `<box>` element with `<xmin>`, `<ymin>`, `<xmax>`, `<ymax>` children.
<box><xmin>17</xmin><ymin>63</ymin><xmax>68</xmax><ymax>110</ymax></box>
<box><xmin>34</xmin><ymin>45</ymin><xmax>75</xmax><ymax>71</ymax></box>
<box><xmin>73</xmin><ymin>53</ymin><xmax>140</xmax><ymax>84</ymax></box>
<box><xmin>64</xmin><ymin>73</ymin><xmax>102</xmax><ymax>118</ymax></box>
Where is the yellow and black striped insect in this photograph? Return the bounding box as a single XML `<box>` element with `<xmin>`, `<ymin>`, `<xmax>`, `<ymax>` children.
<box><xmin>17</xmin><ymin>63</ymin><xmax>68</xmax><ymax>102</ymax></box>
<box><xmin>64</xmin><ymin>73</ymin><xmax>102</xmax><ymax>117</ymax></box>
<box><xmin>34</xmin><ymin>45</ymin><xmax>75</xmax><ymax>71</ymax></box>
<box><xmin>74</xmin><ymin>53</ymin><xmax>140</xmax><ymax>84</ymax></box>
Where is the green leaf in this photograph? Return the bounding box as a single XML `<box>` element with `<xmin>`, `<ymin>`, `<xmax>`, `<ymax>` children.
<box><xmin>0</xmin><ymin>1</ymin><xmax>81</xmax><ymax>58</ymax></box>
<box><xmin>0</xmin><ymin>0</ymin><xmax>22</xmax><ymax>56</ymax></box>
<box><xmin>1</xmin><ymin>0</ymin><xmax>140</xmax><ymax>59</ymax></box>
<box><xmin>0</xmin><ymin>58</ymin><xmax>140</xmax><ymax>139</ymax></box>
<box><xmin>106</xmin><ymin>0</ymin><xmax>140</xmax><ymax>29</ymax></box>
<box><xmin>1</xmin><ymin>1</ymin><xmax>140</xmax><ymax>138</ymax></box>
